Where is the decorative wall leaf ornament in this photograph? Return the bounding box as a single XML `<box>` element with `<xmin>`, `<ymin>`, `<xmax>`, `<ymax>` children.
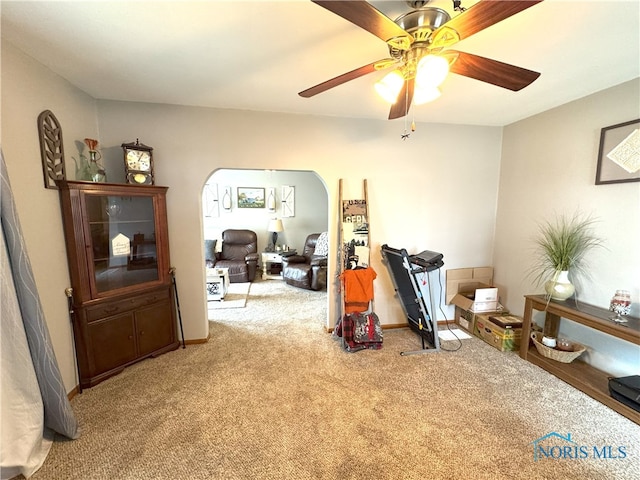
<box><xmin>37</xmin><ymin>110</ymin><xmax>66</xmax><ymax>189</ymax></box>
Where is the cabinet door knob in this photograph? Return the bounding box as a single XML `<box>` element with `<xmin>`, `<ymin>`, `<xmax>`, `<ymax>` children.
<box><xmin>139</xmin><ymin>331</ymin><xmax>144</xmax><ymax>336</ymax></box>
<box><xmin>104</xmin><ymin>306</ymin><xmax>118</xmax><ymax>313</ymax></box>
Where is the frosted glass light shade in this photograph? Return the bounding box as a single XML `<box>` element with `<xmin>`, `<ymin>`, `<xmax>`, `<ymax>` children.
<box><xmin>375</xmin><ymin>70</ymin><xmax>404</xmax><ymax>104</ymax></box>
<box><xmin>416</xmin><ymin>55</ymin><xmax>449</xmax><ymax>88</ymax></box>
<box><xmin>413</xmin><ymin>86</ymin><xmax>441</xmax><ymax>105</ymax></box>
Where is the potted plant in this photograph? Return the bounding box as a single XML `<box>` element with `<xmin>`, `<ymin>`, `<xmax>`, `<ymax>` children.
<box><xmin>528</xmin><ymin>212</ymin><xmax>604</xmax><ymax>300</ymax></box>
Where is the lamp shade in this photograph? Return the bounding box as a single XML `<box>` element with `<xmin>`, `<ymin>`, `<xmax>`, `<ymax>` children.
<box><xmin>375</xmin><ymin>70</ymin><xmax>404</xmax><ymax>104</ymax></box>
<box><xmin>268</xmin><ymin>219</ymin><xmax>284</xmax><ymax>233</ymax></box>
<box><xmin>416</xmin><ymin>54</ymin><xmax>449</xmax><ymax>88</ymax></box>
<box><xmin>413</xmin><ymin>86</ymin><xmax>441</xmax><ymax>105</ymax></box>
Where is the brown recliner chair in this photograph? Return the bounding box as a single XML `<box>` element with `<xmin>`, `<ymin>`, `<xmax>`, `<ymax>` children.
<box><xmin>282</xmin><ymin>233</ymin><xmax>327</xmax><ymax>290</ymax></box>
<box><xmin>212</xmin><ymin>229</ymin><xmax>259</xmax><ymax>283</ymax></box>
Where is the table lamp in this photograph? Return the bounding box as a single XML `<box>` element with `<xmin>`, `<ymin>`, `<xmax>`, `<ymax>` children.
<box><xmin>268</xmin><ymin>218</ymin><xmax>284</xmax><ymax>249</ymax></box>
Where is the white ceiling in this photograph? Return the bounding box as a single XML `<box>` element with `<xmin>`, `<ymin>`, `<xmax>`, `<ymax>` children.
<box><xmin>2</xmin><ymin>0</ymin><xmax>639</xmax><ymax>126</ymax></box>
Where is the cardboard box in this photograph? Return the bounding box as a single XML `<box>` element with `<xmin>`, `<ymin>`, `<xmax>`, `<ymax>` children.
<box><xmin>450</xmin><ymin>284</ymin><xmax>500</xmax><ymax>313</ymax></box>
<box><xmin>455</xmin><ymin>306</ymin><xmax>509</xmax><ymax>333</ymax></box>
<box><xmin>446</xmin><ymin>267</ymin><xmax>493</xmax><ymax>304</ymax></box>
<box><xmin>474</xmin><ymin>314</ymin><xmax>523</xmax><ymax>352</ymax></box>
<box><xmin>455</xmin><ymin>306</ymin><xmax>477</xmax><ymax>333</ymax></box>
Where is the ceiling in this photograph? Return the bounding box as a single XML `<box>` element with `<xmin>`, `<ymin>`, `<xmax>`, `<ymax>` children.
<box><xmin>2</xmin><ymin>0</ymin><xmax>639</xmax><ymax>126</ymax></box>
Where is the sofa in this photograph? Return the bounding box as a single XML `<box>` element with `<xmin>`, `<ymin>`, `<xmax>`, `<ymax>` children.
<box><xmin>211</xmin><ymin>229</ymin><xmax>259</xmax><ymax>283</ymax></box>
<box><xmin>282</xmin><ymin>233</ymin><xmax>328</xmax><ymax>291</ymax></box>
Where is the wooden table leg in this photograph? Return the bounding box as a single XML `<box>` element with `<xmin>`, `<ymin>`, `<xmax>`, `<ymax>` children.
<box><xmin>520</xmin><ymin>297</ymin><xmax>534</xmax><ymax>359</ymax></box>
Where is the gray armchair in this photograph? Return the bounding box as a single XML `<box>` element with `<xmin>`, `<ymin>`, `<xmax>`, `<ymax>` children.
<box><xmin>212</xmin><ymin>229</ymin><xmax>259</xmax><ymax>283</ymax></box>
<box><xmin>282</xmin><ymin>233</ymin><xmax>327</xmax><ymax>290</ymax></box>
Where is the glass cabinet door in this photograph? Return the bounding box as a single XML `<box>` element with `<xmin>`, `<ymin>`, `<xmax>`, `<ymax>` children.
<box><xmin>85</xmin><ymin>193</ymin><xmax>159</xmax><ymax>294</ymax></box>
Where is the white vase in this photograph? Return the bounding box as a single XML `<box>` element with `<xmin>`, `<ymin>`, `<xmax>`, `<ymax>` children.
<box><xmin>544</xmin><ymin>270</ymin><xmax>575</xmax><ymax>301</ymax></box>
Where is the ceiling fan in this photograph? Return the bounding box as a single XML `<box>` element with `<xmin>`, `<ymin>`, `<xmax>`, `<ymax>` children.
<box><xmin>299</xmin><ymin>0</ymin><xmax>543</xmax><ymax>120</ymax></box>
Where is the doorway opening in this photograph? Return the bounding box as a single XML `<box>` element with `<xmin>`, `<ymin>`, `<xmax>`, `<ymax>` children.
<box><xmin>201</xmin><ymin>168</ymin><xmax>329</xmax><ymax>325</ymax></box>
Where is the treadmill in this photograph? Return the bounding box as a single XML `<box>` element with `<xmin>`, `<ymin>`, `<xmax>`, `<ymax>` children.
<box><xmin>381</xmin><ymin>244</ymin><xmax>443</xmax><ymax>355</ymax></box>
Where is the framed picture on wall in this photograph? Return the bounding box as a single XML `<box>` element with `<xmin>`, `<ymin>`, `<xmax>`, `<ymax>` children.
<box><xmin>237</xmin><ymin>187</ymin><xmax>265</xmax><ymax>208</ymax></box>
<box><xmin>595</xmin><ymin>119</ymin><xmax>640</xmax><ymax>185</ymax></box>
<box><xmin>281</xmin><ymin>185</ymin><xmax>295</xmax><ymax>217</ymax></box>
<box><xmin>203</xmin><ymin>183</ymin><xmax>219</xmax><ymax>218</ymax></box>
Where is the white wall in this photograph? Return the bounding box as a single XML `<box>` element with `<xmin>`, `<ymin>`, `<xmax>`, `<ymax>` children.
<box><xmin>494</xmin><ymin>79</ymin><xmax>640</xmax><ymax>376</ymax></box>
<box><xmin>1</xmin><ymin>41</ymin><xmax>99</xmax><ymax>391</ymax></box>
<box><xmin>94</xmin><ymin>100</ymin><xmax>503</xmax><ymax>343</ymax></box>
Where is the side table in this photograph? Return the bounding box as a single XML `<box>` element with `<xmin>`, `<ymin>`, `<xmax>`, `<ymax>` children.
<box><xmin>206</xmin><ymin>267</ymin><xmax>230</xmax><ymax>301</ymax></box>
<box><xmin>262</xmin><ymin>252</ymin><xmax>283</xmax><ymax>280</ymax></box>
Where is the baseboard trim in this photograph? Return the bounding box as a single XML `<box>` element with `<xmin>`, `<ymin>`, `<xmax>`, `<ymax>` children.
<box><xmin>326</xmin><ymin>320</ymin><xmax>453</xmax><ymax>334</ymax></box>
<box><xmin>326</xmin><ymin>322</ymin><xmax>410</xmax><ymax>334</ymax></box>
<box><xmin>68</xmin><ymin>386</ymin><xmax>79</xmax><ymax>401</ymax></box>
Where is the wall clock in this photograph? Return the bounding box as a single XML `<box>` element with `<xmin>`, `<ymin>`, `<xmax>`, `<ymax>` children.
<box><xmin>122</xmin><ymin>139</ymin><xmax>154</xmax><ymax>185</ymax></box>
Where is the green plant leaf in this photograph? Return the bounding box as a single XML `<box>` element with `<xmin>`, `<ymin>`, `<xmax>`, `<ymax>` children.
<box><xmin>527</xmin><ymin>211</ymin><xmax>605</xmax><ymax>287</ymax></box>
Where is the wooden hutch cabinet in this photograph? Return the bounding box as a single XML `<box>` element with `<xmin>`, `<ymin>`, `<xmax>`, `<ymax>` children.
<box><xmin>58</xmin><ymin>181</ymin><xmax>179</xmax><ymax>388</ymax></box>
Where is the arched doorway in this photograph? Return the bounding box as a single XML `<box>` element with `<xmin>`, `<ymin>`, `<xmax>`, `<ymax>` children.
<box><xmin>201</xmin><ymin>168</ymin><xmax>329</xmax><ymax>323</ymax></box>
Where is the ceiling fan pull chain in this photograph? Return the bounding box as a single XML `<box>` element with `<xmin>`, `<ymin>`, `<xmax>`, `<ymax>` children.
<box><xmin>401</xmin><ymin>79</ymin><xmax>411</xmax><ymax>140</ymax></box>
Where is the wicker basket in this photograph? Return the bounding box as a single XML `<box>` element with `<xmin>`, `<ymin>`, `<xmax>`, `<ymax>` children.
<box><xmin>530</xmin><ymin>331</ymin><xmax>586</xmax><ymax>364</ymax></box>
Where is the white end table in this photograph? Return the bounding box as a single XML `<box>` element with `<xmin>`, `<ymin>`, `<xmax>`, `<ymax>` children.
<box><xmin>261</xmin><ymin>252</ymin><xmax>283</xmax><ymax>280</ymax></box>
<box><xmin>206</xmin><ymin>267</ymin><xmax>230</xmax><ymax>301</ymax></box>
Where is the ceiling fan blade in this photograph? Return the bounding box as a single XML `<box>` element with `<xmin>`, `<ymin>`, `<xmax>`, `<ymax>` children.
<box><xmin>445</xmin><ymin>50</ymin><xmax>540</xmax><ymax>91</ymax></box>
<box><xmin>389</xmin><ymin>78</ymin><xmax>415</xmax><ymax>120</ymax></box>
<box><xmin>312</xmin><ymin>0</ymin><xmax>413</xmax><ymax>44</ymax></box>
<box><xmin>439</xmin><ymin>0</ymin><xmax>542</xmax><ymax>42</ymax></box>
<box><xmin>299</xmin><ymin>61</ymin><xmax>389</xmax><ymax>98</ymax></box>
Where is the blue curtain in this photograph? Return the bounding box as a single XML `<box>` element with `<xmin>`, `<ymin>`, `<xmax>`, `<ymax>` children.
<box><xmin>1</xmin><ymin>150</ymin><xmax>79</xmax><ymax>476</ymax></box>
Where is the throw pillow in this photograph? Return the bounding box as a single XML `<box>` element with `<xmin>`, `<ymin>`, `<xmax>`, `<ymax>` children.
<box><xmin>204</xmin><ymin>239</ymin><xmax>217</xmax><ymax>262</ymax></box>
<box><xmin>314</xmin><ymin>232</ymin><xmax>329</xmax><ymax>256</ymax></box>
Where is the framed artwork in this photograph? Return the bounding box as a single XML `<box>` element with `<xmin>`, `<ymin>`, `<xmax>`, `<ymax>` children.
<box><xmin>342</xmin><ymin>199</ymin><xmax>369</xmax><ymax>270</ymax></box>
<box><xmin>237</xmin><ymin>187</ymin><xmax>265</xmax><ymax>208</ymax></box>
<box><xmin>203</xmin><ymin>183</ymin><xmax>219</xmax><ymax>218</ymax></box>
<box><xmin>595</xmin><ymin>119</ymin><xmax>640</xmax><ymax>185</ymax></box>
<box><xmin>281</xmin><ymin>185</ymin><xmax>295</xmax><ymax>217</ymax></box>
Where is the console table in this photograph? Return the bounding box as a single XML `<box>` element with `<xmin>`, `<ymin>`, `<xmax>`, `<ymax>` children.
<box><xmin>520</xmin><ymin>295</ymin><xmax>639</xmax><ymax>424</ymax></box>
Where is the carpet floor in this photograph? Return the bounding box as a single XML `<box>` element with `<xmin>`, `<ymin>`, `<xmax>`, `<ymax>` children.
<box><xmin>28</xmin><ymin>278</ymin><xmax>639</xmax><ymax>479</ymax></box>
<box><xmin>208</xmin><ymin>282</ymin><xmax>251</xmax><ymax>312</ymax></box>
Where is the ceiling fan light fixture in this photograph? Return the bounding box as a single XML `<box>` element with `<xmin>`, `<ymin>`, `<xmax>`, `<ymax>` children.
<box><xmin>416</xmin><ymin>54</ymin><xmax>449</xmax><ymax>88</ymax></box>
<box><xmin>413</xmin><ymin>86</ymin><xmax>441</xmax><ymax>105</ymax></box>
<box><xmin>375</xmin><ymin>70</ymin><xmax>405</xmax><ymax>104</ymax></box>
